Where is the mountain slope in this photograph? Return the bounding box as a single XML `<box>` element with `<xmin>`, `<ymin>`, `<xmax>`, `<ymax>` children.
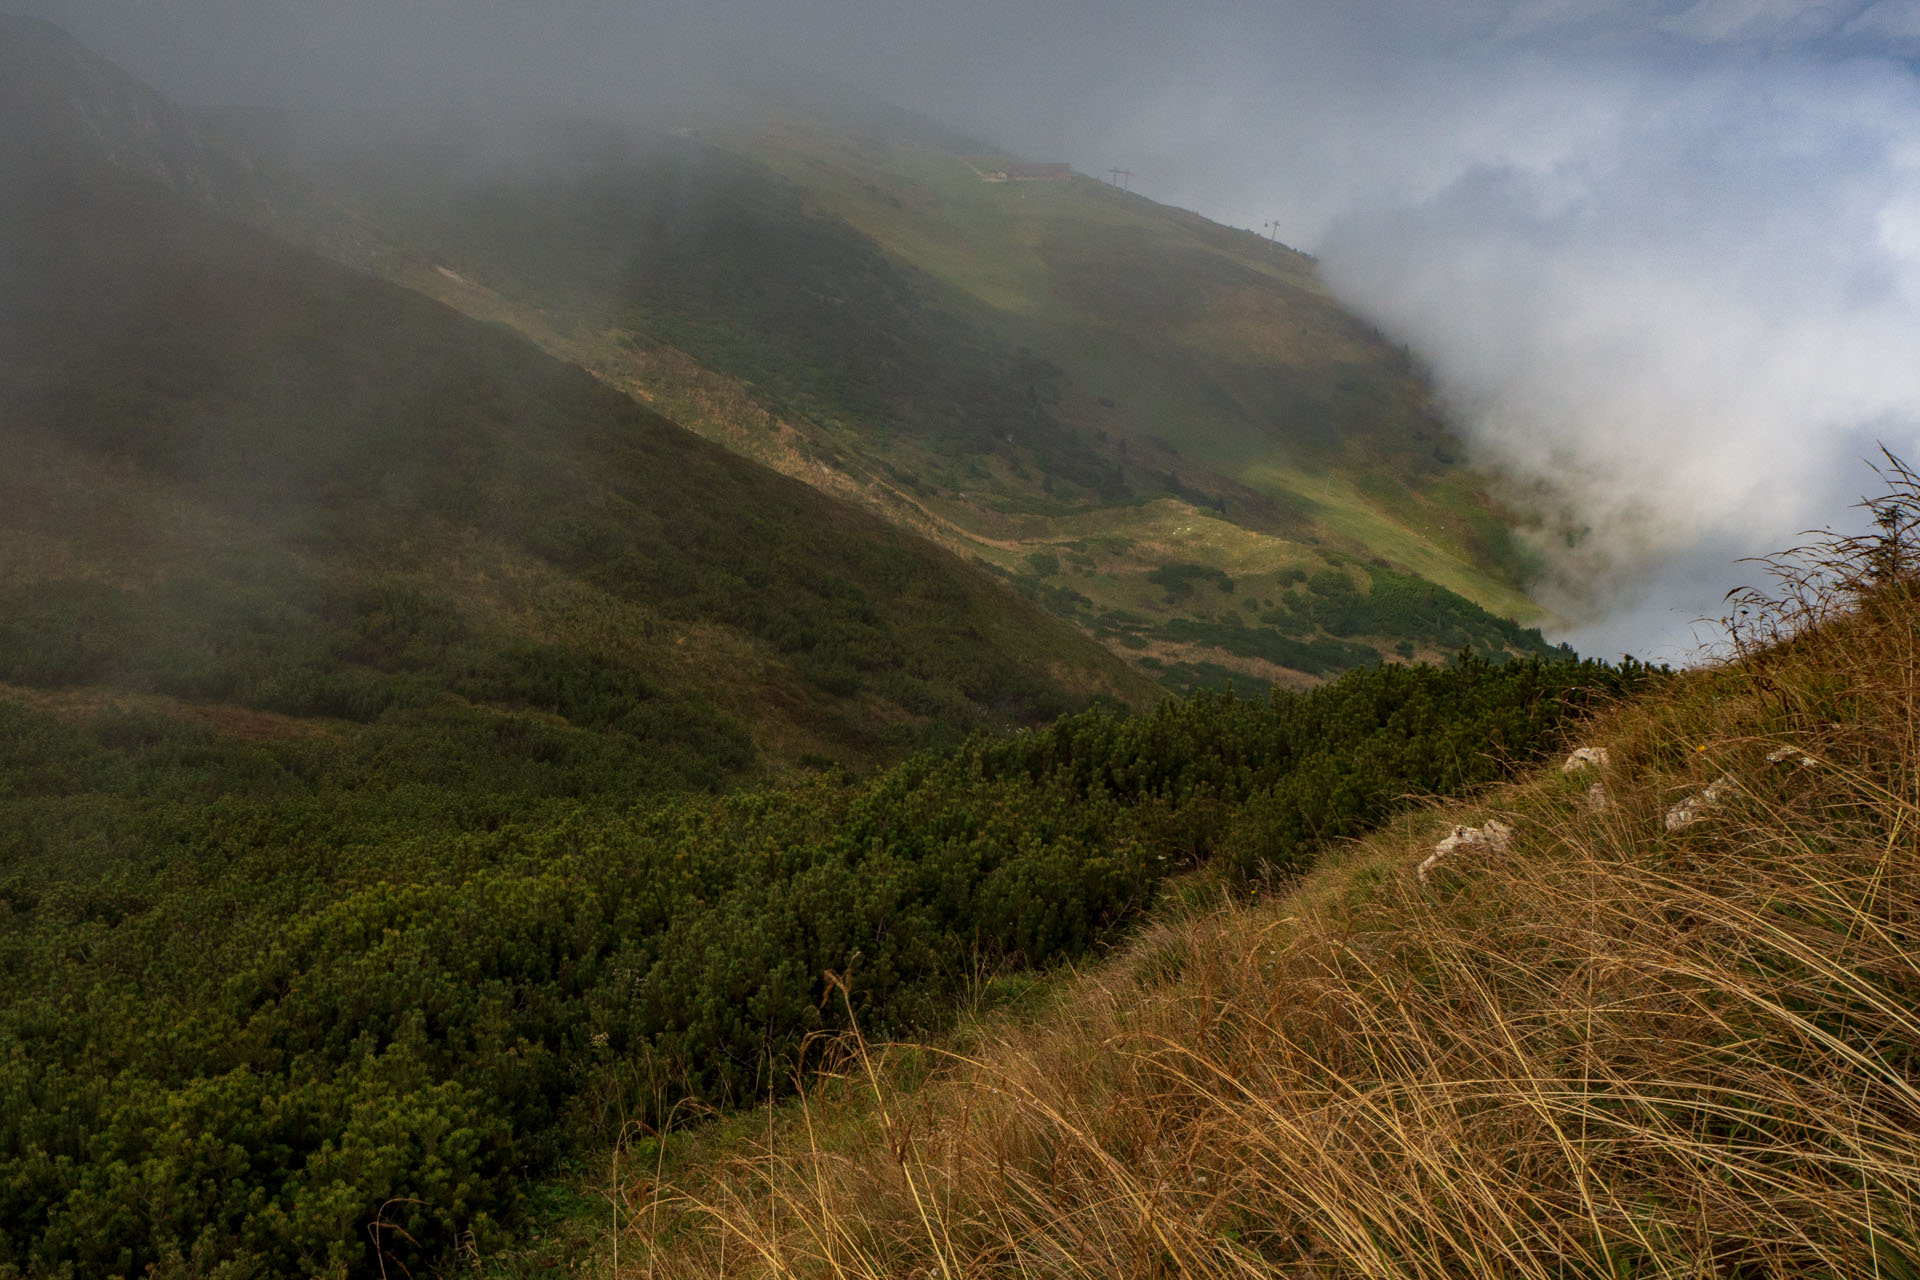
<box><xmin>275</xmin><ymin>104</ymin><xmax>1565</xmax><ymax>689</ymax></box>
<box><xmin>0</xmin><ymin>15</ymin><xmax>1560</xmax><ymax>700</ymax></box>
<box><xmin>0</xmin><ymin>14</ymin><xmax>392</xmax><ymax>267</ymax></box>
<box><xmin>0</xmin><ymin>150</ymin><xmax>1149</xmax><ymax>782</ymax></box>
<box><xmin>606</xmin><ymin>509</ymin><xmax>1920</xmax><ymax>1280</ymax></box>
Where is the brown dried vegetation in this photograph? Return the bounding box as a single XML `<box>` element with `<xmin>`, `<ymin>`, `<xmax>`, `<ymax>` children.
<box><xmin>610</xmin><ymin>462</ymin><xmax>1920</xmax><ymax>1278</ymax></box>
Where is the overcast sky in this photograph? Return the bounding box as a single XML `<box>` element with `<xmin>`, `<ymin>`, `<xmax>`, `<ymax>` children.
<box><xmin>16</xmin><ymin>0</ymin><xmax>1920</xmax><ymax>661</ymax></box>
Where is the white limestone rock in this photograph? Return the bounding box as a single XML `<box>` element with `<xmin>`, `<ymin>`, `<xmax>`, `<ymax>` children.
<box><xmin>1562</xmin><ymin>747</ymin><xmax>1611</xmax><ymax>773</ymax></box>
<box><xmin>1664</xmin><ymin>773</ymin><xmax>1737</xmax><ymax>832</ymax></box>
<box><xmin>1418</xmin><ymin>818</ymin><xmax>1515</xmax><ymax>885</ymax></box>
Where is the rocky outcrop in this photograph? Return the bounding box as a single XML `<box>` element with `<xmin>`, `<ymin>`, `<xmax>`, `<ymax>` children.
<box><xmin>1419</xmin><ymin>818</ymin><xmax>1514</xmax><ymax>885</ymax></box>
<box><xmin>1665</xmin><ymin>774</ymin><xmax>1736</xmax><ymax>832</ymax></box>
<box><xmin>1562</xmin><ymin>747</ymin><xmax>1610</xmax><ymax>772</ymax></box>
<box><xmin>1562</xmin><ymin>746</ymin><xmax>1612</xmax><ymax>812</ymax></box>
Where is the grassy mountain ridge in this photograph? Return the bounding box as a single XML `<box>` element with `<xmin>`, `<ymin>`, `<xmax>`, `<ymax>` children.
<box><xmin>0</xmin><ymin>15</ymin><xmax>1561</xmax><ymax>690</ymax></box>
<box><xmin>702</xmin><ymin>102</ymin><xmax>1521</xmax><ymax>559</ymax></box>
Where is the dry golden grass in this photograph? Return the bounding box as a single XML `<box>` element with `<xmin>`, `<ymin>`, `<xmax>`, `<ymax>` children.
<box><xmin>601</xmin><ymin>475</ymin><xmax>1920</xmax><ymax>1279</ymax></box>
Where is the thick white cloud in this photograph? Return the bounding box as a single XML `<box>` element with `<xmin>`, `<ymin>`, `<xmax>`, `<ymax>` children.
<box><xmin>1307</xmin><ymin>46</ymin><xmax>1920</xmax><ymax>656</ymax></box>
<box><xmin>967</xmin><ymin>6</ymin><xmax>1920</xmax><ymax>658</ymax></box>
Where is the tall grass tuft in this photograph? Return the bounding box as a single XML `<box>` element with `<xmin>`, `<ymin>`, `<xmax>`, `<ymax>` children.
<box><xmin>614</xmin><ymin>461</ymin><xmax>1920</xmax><ymax>1278</ymax></box>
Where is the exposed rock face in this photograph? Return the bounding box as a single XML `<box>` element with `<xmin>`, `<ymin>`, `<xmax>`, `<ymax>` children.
<box><xmin>1660</xmin><ymin>747</ymin><xmax>1815</xmax><ymax>833</ymax></box>
<box><xmin>1418</xmin><ymin>818</ymin><xmax>1514</xmax><ymax>885</ymax></box>
<box><xmin>1562</xmin><ymin>746</ymin><xmax>1612</xmax><ymax>812</ymax></box>
<box><xmin>1584</xmin><ymin>780</ymin><xmax>1611</xmax><ymax>813</ymax></box>
<box><xmin>1665</xmin><ymin>774</ymin><xmax>1736</xmax><ymax>832</ymax></box>
<box><xmin>1562</xmin><ymin>746</ymin><xmax>1610</xmax><ymax>772</ymax></box>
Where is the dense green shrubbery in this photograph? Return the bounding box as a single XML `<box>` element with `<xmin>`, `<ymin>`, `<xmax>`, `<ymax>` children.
<box><xmin>0</xmin><ymin>652</ymin><xmax>1656</xmax><ymax>1277</ymax></box>
<box><xmin>1157</xmin><ymin>615</ymin><xmax>1381</xmax><ymax>677</ymax></box>
<box><xmin>1146</xmin><ymin>561</ymin><xmax>1236</xmax><ymax>601</ymax></box>
<box><xmin>1260</xmin><ymin>563</ymin><xmax>1564</xmax><ymax>661</ymax></box>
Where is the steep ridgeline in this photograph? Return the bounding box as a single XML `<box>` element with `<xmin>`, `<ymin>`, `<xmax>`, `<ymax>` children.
<box><xmin>0</xmin><ymin>143</ymin><xmax>1150</xmax><ymax>790</ymax></box>
<box><xmin>0</xmin><ymin>14</ymin><xmax>392</xmax><ymax>267</ymax></box>
<box><xmin>268</xmin><ymin>102</ymin><xmax>1565</xmax><ymax>691</ymax></box>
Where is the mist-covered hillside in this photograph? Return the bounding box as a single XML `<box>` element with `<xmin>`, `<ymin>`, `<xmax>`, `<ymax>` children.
<box><xmin>244</xmin><ymin>98</ymin><xmax>1566</xmax><ymax>690</ymax></box>
<box><xmin>0</xmin><ymin>11</ymin><xmax>1566</xmax><ymax>692</ymax></box>
<box><xmin>0</xmin><ymin>15</ymin><xmax>393</xmax><ymax>267</ymax></box>
<box><xmin>0</xmin><ymin>149</ymin><xmax>1150</xmax><ymax>784</ymax></box>
<box><xmin>0</xmin><ymin>4</ymin><xmax>1914</xmax><ymax>1277</ymax></box>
